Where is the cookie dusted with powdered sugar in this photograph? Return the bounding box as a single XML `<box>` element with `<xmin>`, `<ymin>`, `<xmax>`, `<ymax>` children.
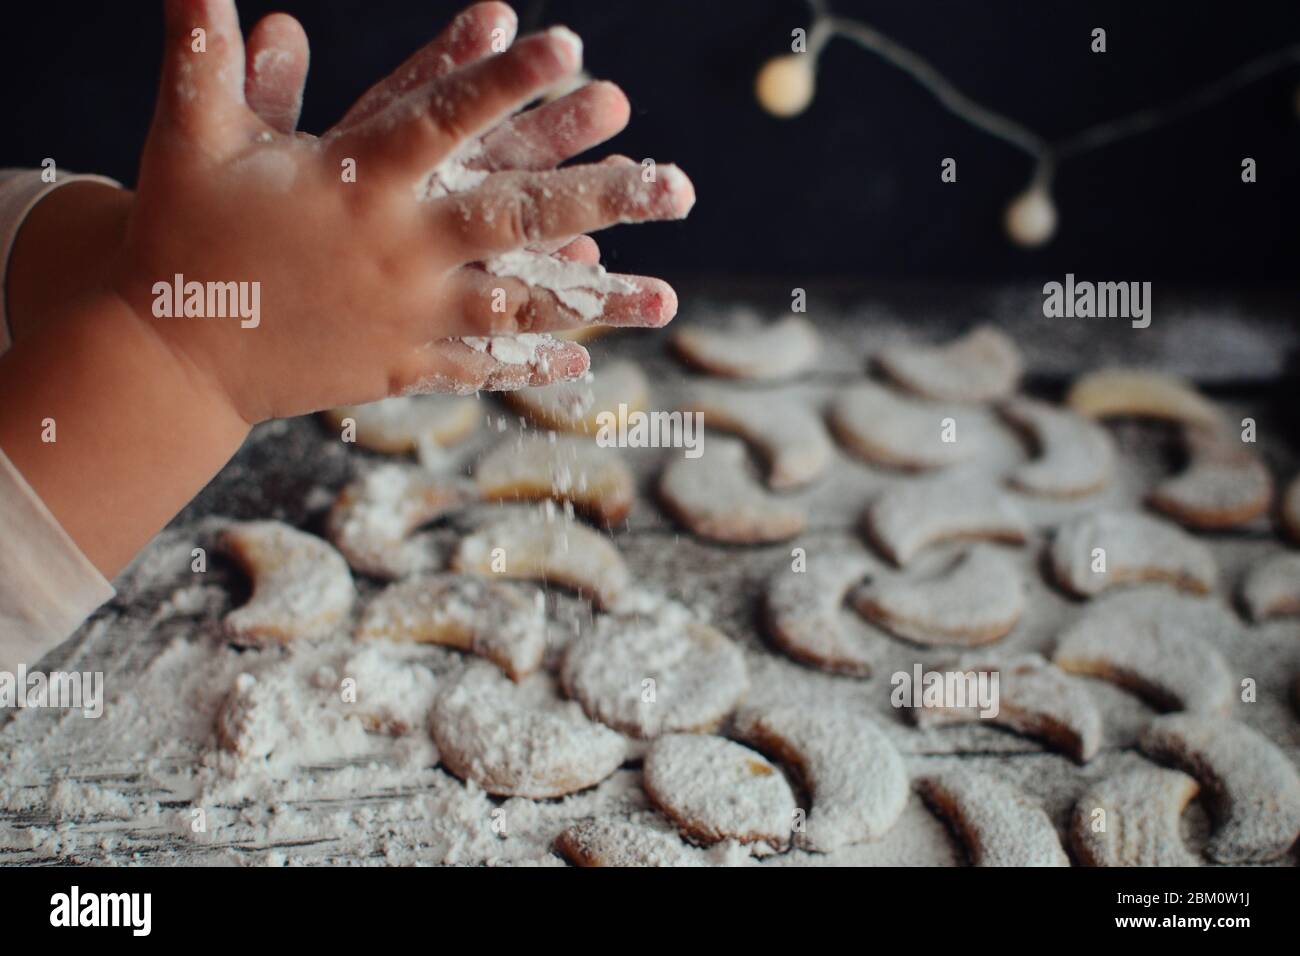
<box><xmin>504</xmin><ymin>360</ymin><xmax>649</xmax><ymax>434</ymax></box>
<box><xmin>914</xmin><ymin>769</ymin><xmax>1069</xmax><ymax>867</ymax></box>
<box><xmin>1240</xmin><ymin>552</ymin><xmax>1300</xmax><ymax>622</ymax></box>
<box><xmin>671</xmin><ymin>313</ymin><xmax>820</xmax><ymax>381</ymax></box>
<box><xmin>829</xmin><ymin>382</ymin><xmax>988</xmax><ymax>471</ymax></box>
<box><xmin>452</xmin><ymin>506</ymin><xmax>630</xmax><ymax>610</ymax></box>
<box><xmin>644</xmin><ymin>734</ymin><xmax>798</xmax><ymax>849</ymax></box>
<box><xmin>852</xmin><ymin>545</ymin><xmax>1025</xmax><ymax>647</ymax></box>
<box><xmin>555</xmin><ymin>816</ymin><xmax>709</xmax><ymax>867</ymax></box>
<box><xmin>681</xmin><ymin>386</ymin><xmax>832</xmax><ymax>489</ymax></box>
<box><xmin>475</xmin><ymin>432</ymin><xmax>634</xmax><ymax>526</ymax></box>
<box><xmin>999</xmin><ymin>397</ymin><xmax>1115</xmax><ymax>498</ymax></box>
<box><xmin>863</xmin><ymin>479</ymin><xmax>1029</xmax><ymax>566</ymax></box>
<box><xmin>431</xmin><ymin>663</ymin><xmax>626</xmax><ymax>799</ymax></box>
<box><xmin>1048</xmin><ymin>511</ymin><xmax>1216</xmax><ymax>598</ymax></box>
<box><xmin>1139</xmin><ymin>713</ymin><xmax>1300</xmax><ymax>863</ymax></box>
<box><xmin>1149</xmin><ymin>425</ymin><xmax>1272</xmax><ymax>530</ymax></box>
<box><xmin>876</xmin><ymin>326</ymin><xmax>1022</xmax><ymax>403</ymax></box>
<box><xmin>327</xmin><ymin>465</ymin><xmax>474</xmax><ymax>580</ymax></box>
<box><xmin>1071</xmin><ymin>766</ymin><xmax>1201</xmax><ymax>867</ymax></box>
<box><xmin>764</xmin><ymin>549</ymin><xmax>876</xmax><ymax>675</ymax></box>
<box><xmin>561</xmin><ymin>605</ymin><xmax>747</xmax><ymax>738</ymax></box>
<box><xmin>659</xmin><ymin>437</ymin><xmax>806</xmax><ymax>544</ymax></box>
<box><xmin>356</xmin><ymin>573</ymin><xmax>547</xmax><ymax>680</ymax></box>
<box><xmin>321</xmin><ymin>395</ymin><xmax>478</xmax><ymax>456</ymax></box>
<box><xmin>909</xmin><ymin>653</ymin><xmax>1103</xmax><ymax>763</ymax></box>
<box><xmin>1053</xmin><ymin>588</ymin><xmax>1235</xmax><ymax>714</ymax></box>
<box><xmin>732</xmin><ymin>701</ymin><xmax>907</xmax><ymax>852</ymax></box>
<box><xmin>219</xmin><ymin>521</ymin><xmax>355</xmax><ymax>645</ymax></box>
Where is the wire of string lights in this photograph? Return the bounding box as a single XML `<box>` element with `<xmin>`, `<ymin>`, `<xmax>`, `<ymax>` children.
<box><xmin>754</xmin><ymin>1</ymin><xmax>1300</xmax><ymax>247</ymax></box>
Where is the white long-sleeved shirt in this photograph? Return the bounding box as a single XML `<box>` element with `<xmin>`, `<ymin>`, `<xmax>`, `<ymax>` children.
<box><xmin>0</xmin><ymin>169</ymin><xmax>120</xmax><ymax>671</ymax></box>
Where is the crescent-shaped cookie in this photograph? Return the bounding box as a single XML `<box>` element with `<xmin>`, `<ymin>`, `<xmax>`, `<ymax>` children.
<box><xmin>1139</xmin><ymin>713</ymin><xmax>1300</xmax><ymax>863</ymax></box>
<box><xmin>1240</xmin><ymin>552</ymin><xmax>1300</xmax><ymax>622</ymax></box>
<box><xmin>555</xmin><ymin>816</ymin><xmax>709</xmax><ymax>867</ymax></box>
<box><xmin>475</xmin><ymin>432</ymin><xmax>635</xmax><ymax>526</ymax></box>
<box><xmin>430</xmin><ymin>662</ymin><xmax>627</xmax><ymax>799</ymax></box>
<box><xmin>1149</xmin><ymin>426</ymin><xmax>1272</xmax><ymax>530</ymax></box>
<box><xmin>560</xmin><ymin>609</ymin><xmax>748</xmax><ymax>738</ymax></box>
<box><xmin>1049</xmin><ymin>511</ymin><xmax>1217</xmax><ymax>598</ymax></box>
<box><xmin>1053</xmin><ymin>588</ymin><xmax>1235</xmax><ymax>714</ymax></box>
<box><xmin>356</xmin><ymin>573</ymin><xmax>547</xmax><ymax>680</ymax></box>
<box><xmin>1071</xmin><ymin>766</ymin><xmax>1201</xmax><ymax>867</ymax></box>
<box><xmin>680</xmin><ymin>386</ymin><xmax>832</xmax><ymax>489</ymax></box>
<box><xmin>503</xmin><ymin>360</ymin><xmax>649</xmax><ymax>433</ymax></box>
<box><xmin>643</xmin><ymin>734</ymin><xmax>798</xmax><ymax>848</ymax></box>
<box><xmin>451</xmin><ymin>507</ymin><xmax>630</xmax><ymax>610</ymax></box>
<box><xmin>852</xmin><ymin>545</ymin><xmax>1026</xmax><ymax>647</ymax></box>
<box><xmin>658</xmin><ymin>437</ymin><xmax>806</xmax><ymax>544</ymax></box>
<box><xmin>876</xmin><ymin>326</ymin><xmax>1022</xmax><ymax>403</ymax></box>
<box><xmin>671</xmin><ymin>313</ymin><xmax>820</xmax><ymax>381</ymax></box>
<box><xmin>910</xmin><ymin>654</ymin><xmax>1103</xmax><ymax>763</ymax></box>
<box><xmin>321</xmin><ymin>394</ymin><xmax>479</xmax><ymax>454</ymax></box>
<box><xmin>828</xmin><ymin>382</ymin><xmax>985</xmax><ymax>471</ymax></box>
<box><xmin>914</xmin><ymin>769</ymin><xmax>1069</xmax><ymax>866</ymax></box>
<box><xmin>218</xmin><ymin>521</ymin><xmax>355</xmax><ymax>645</ymax></box>
<box><xmin>864</xmin><ymin>479</ymin><xmax>1029</xmax><ymax>566</ymax></box>
<box><xmin>732</xmin><ymin>702</ymin><xmax>908</xmax><ymax>852</ymax></box>
<box><xmin>326</xmin><ymin>465</ymin><xmax>473</xmax><ymax>580</ymax></box>
<box><xmin>999</xmin><ymin>397</ymin><xmax>1116</xmax><ymax>498</ymax></box>
<box><xmin>1066</xmin><ymin>368</ymin><xmax>1223</xmax><ymax>428</ymax></box>
<box><xmin>764</xmin><ymin>550</ymin><xmax>875</xmax><ymax>676</ymax></box>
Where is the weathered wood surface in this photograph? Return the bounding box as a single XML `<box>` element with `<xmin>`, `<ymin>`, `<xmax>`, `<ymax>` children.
<box><xmin>2</xmin><ymin>282</ymin><xmax>1297</xmax><ymax>866</ymax></box>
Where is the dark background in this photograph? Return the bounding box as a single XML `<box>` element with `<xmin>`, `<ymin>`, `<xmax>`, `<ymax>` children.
<box><xmin>4</xmin><ymin>1</ymin><xmax>1299</xmax><ymax>282</ymax></box>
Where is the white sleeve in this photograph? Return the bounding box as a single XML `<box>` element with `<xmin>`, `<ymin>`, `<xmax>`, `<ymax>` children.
<box><xmin>0</xmin><ymin>168</ymin><xmax>121</xmax><ymax>670</ymax></box>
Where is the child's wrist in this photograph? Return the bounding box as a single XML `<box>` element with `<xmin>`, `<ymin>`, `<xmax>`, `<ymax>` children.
<box><xmin>0</xmin><ymin>292</ymin><xmax>251</xmax><ymax>576</ymax></box>
<box><xmin>6</xmin><ymin>180</ymin><xmax>132</xmax><ymax>343</ymax></box>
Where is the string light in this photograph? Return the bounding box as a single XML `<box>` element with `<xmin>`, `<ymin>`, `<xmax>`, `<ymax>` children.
<box><xmin>756</xmin><ymin>1</ymin><xmax>1300</xmax><ymax>247</ymax></box>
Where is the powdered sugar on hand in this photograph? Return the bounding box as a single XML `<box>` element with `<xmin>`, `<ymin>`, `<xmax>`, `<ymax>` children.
<box><xmin>417</xmin><ymin>123</ymin><xmax>636</xmax><ymax>351</ymax></box>
<box><xmin>459</xmin><ymin>333</ymin><xmax>555</xmax><ymax>366</ymax></box>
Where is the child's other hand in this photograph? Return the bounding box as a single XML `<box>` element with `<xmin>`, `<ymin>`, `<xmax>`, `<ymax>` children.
<box><xmin>114</xmin><ymin>0</ymin><xmax>694</xmax><ymax>425</ymax></box>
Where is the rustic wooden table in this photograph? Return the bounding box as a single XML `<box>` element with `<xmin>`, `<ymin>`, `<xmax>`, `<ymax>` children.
<box><xmin>2</xmin><ymin>280</ymin><xmax>1297</xmax><ymax>866</ymax></box>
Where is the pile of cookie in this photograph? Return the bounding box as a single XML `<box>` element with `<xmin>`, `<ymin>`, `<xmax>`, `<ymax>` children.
<box><xmin>209</xmin><ymin>316</ymin><xmax>1300</xmax><ymax>866</ymax></box>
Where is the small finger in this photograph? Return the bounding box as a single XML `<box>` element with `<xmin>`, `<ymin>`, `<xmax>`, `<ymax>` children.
<box><xmin>245</xmin><ymin>12</ymin><xmax>310</xmax><ymax>133</ymax></box>
<box><xmin>337</xmin><ymin>2</ymin><xmax>518</xmax><ymax>131</ymax></box>
<box><xmin>554</xmin><ymin>235</ymin><xmax>600</xmax><ymax>263</ymax></box>
<box><xmin>154</xmin><ymin>0</ymin><xmax>251</xmax><ymax>148</ymax></box>
<box><xmin>451</xmin><ymin>268</ymin><xmax>676</xmax><ymax>334</ymax></box>
<box><xmin>475</xmin><ymin>80</ymin><xmax>630</xmax><ymax>172</ymax></box>
<box><xmin>398</xmin><ymin>337</ymin><xmax>590</xmax><ymax>395</ymax></box>
<box><xmin>432</xmin><ymin>161</ymin><xmax>695</xmax><ymax>263</ymax></box>
<box><xmin>345</xmin><ymin>27</ymin><xmax>582</xmax><ymax>181</ymax></box>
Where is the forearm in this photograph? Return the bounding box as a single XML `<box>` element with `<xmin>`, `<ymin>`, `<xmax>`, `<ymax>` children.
<box><xmin>0</xmin><ymin>294</ymin><xmax>250</xmax><ymax>578</ymax></box>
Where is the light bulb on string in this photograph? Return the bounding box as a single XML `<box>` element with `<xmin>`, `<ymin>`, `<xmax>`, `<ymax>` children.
<box><xmin>753</xmin><ymin>3</ymin><xmax>1296</xmax><ymax>245</ymax></box>
<box><xmin>1004</xmin><ymin>181</ymin><xmax>1058</xmax><ymax>248</ymax></box>
<box><xmin>755</xmin><ymin>54</ymin><xmax>816</xmax><ymax>118</ymax></box>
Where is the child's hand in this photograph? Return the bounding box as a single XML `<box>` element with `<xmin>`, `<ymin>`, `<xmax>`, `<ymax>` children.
<box><xmin>0</xmin><ymin>0</ymin><xmax>693</xmax><ymax>580</ymax></box>
<box><xmin>115</xmin><ymin>0</ymin><xmax>693</xmax><ymax>424</ymax></box>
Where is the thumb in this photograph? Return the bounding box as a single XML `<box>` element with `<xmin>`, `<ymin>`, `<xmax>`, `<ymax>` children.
<box><xmin>152</xmin><ymin>0</ymin><xmax>251</xmax><ymax>150</ymax></box>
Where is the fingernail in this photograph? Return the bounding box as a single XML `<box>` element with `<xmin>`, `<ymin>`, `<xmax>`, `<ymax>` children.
<box><xmin>656</xmin><ymin>284</ymin><xmax>679</xmax><ymax>324</ymax></box>
<box><xmin>658</xmin><ymin>165</ymin><xmax>696</xmax><ymax>218</ymax></box>
<box><xmin>547</xmin><ymin>26</ymin><xmax>584</xmax><ymax>69</ymax></box>
<box><xmin>560</xmin><ymin>344</ymin><xmax>590</xmax><ymax>379</ymax></box>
